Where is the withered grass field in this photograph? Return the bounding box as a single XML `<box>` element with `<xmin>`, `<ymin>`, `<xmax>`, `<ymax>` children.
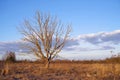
<box><xmin>0</xmin><ymin>60</ymin><xmax>120</xmax><ymax>80</ymax></box>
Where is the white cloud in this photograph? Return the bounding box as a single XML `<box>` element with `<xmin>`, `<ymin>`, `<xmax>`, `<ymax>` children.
<box><xmin>0</xmin><ymin>30</ymin><xmax>119</xmax><ymax>56</ymax></box>
<box><xmin>63</xmin><ymin>30</ymin><xmax>120</xmax><ymax>51</ymax></box>
<box><xmin>78</xmin><ymin>30</ymin><xmax>120</xmax><ymax>45</ymax></box>
<box><xmin>0</xmin><ymin>41</ymin><xmax>28</xmax><ymax>54</ymax></box>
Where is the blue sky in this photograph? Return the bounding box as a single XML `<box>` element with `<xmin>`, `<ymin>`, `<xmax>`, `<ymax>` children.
<box><xmin>0</xmin><ymin>0</ymin><xmax>120</xmax><ymax>41</ymax></box>
<box><xmin>0</xmin><ymin>0</ymin><xmax>120</xmax><ymax>60</ymax></box>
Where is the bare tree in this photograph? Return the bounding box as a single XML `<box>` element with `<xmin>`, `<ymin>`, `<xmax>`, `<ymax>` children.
<box><xmin>19</xmin><ymin>11</ymin><xmax>71</xmax><ymax>68</ymax></box>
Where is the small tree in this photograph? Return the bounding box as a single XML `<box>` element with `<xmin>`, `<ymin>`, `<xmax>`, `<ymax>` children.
<box><xmin>19</xmin><ymin>11</ymin><xmax>71</xmax><ymax>68</ymax></box>
<box><xmin>0</xmin><ymin>51</ymin><xmax>15</xmax><ymax>76</ymax></box>
<box><xmin>3</xmin><ymin>51</ymin><xmax>16</xmax><ymax>62</ymax></box>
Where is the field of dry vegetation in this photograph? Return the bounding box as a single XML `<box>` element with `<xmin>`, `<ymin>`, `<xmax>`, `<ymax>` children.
<box><xmin>0</xmin><ymin>59</ymin><xmax>120</xmax><ymax>80</ymax></box>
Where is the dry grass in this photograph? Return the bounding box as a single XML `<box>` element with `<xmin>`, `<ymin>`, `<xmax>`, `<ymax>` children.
<box><xmin>0</xmin><ymin>61</ymin><xmax>120</xmax><ymax>80</ymax></box>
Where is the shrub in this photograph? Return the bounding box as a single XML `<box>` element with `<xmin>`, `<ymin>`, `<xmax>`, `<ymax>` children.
<box><xmin>3</xmin><ymin>51</ymin><xmax>16</xmax><ymax>62</ymax></box>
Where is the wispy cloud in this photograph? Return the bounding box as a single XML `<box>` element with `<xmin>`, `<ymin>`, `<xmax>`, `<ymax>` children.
<box><xmin>64</xmin><ymin>45</ymin><xmax>115</xmax><ymax>52</ymax></box>
<box><xmin>0</xmin><ymin>30</ymin><xmax>119</xmax><ymax>53</ymax></box>
<box><xmin>0</xmin><ymin>41</ymin><xmax>27</xmax><ymax>54</ymax></box>
<box><xmin>64</xmin><ymin>30</ymin><xmax>120</xmax><ymax>51</ymax></box>
<box><xmin>78</xmin><ymin>30</ymin><xmax>120</xmax><ymax>45</ymax></box>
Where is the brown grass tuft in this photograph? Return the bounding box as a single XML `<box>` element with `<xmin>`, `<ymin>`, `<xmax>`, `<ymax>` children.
<box><xmin>0</xmin><ymin>59</ymin><xmax>120</xmax><ymax>80</ymax></box>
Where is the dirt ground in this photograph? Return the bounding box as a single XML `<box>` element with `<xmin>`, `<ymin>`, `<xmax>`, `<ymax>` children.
<box><xmin>0</xmin><ymin>61</ymin><xmax>120</xmax><ymax>80</ymax></box>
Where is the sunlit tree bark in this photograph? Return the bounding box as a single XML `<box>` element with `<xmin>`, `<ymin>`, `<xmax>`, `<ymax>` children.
<box><xmin>19</xmin><ymin>11</ymin><xmax>71</xmax><ymax>68</ymax></box>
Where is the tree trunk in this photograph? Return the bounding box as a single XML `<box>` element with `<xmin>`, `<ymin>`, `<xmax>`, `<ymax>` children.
<box><xmin>45</xmin><ymin>60</ymin><xmax>50</xmax><ymax>69</ymax></box>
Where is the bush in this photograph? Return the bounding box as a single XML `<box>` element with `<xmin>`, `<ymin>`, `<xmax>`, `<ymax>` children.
<box><xmin>3</xmin><ymin>51</ymin><xmax>16</xmax><ymax>62</ymax></box>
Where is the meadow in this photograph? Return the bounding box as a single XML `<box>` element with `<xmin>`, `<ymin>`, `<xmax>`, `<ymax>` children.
<box><xmin>0</xmin><ymin>58</ymin><xmax>120</xmax><ymax>80</ymax></box>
